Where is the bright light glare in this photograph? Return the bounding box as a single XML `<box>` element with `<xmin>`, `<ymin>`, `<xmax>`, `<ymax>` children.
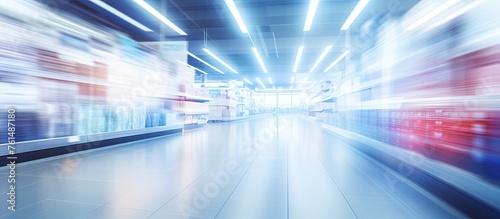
<box><xmin>243</xmin><ymin>78</ymin><xmax>253</xmax><ymax>85</ymax></box>
<box><xmin>256</xmin><ymin>77</ymin><xmax>266</xmax><ymax>88</ymax></box>
<box><xmin>224</xmin><ymin>0</ymin><xmax>248</xmax><ymax>33</ymax></box>
<box><xmin>202</xmin><ymin>48</ymin><xmax>238</xmax><ymax>73</ymax></box>
<box><xmin>341</xmin><ymin>0</ymin><xmax>370</xmax><ymax>30</ymax></box>
<box><xmin>406</xmin><ymin>0</ymin><xmax>459</xmax><ymax>31</ymax></box>
<box><xmin>304</xmin><ymin>0</ymin><xmax>320</xmax><ymax>31</ymax></box>
<box><xmin>187</xmin><ymin>52</ymin><xmax>224</xmax><ymax>74</ymax></box>
<box><xmin>268</xmin><ymin>77</ymin><xmax>273</xmax><ymax>84</ymax></box>
<box><xmin>293</xmin><ymin>46</ymin><xmax>304</xmax><ymax>73</ymax></box>
<box><xmin>291</xmin><ymin>77</ymin><xmax>295</xmax><ymax>83</ymax></box>
<box><xmin>309</xmin><ymin>45</ymin><xmax>332</xmax><ymax>72</ymax></box>
<box><xmin>252</xmin><ymin>47</ymin><xmax>268</xmax><ymax>73</ymax></box>
<box><xmin>133</xmin><ymin>0</ymin><xmax>187</xmax><ymax>35</ymax></box>
<box><xmin>90</xmin><ymin>0</ymin><xmax>153</xmax><ymax>32</ymax></box>
<box><xmin>324</xmin><ymin>50</ymin><xmax>350</xmax><ymax>72</ymax></box>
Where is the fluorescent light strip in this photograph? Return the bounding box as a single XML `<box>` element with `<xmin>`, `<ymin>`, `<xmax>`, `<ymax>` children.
<box><xmin>291</xmin><ymin>77</ymin><xmax>295</xmax><ymax>83</ymax></box>
<box><xmin>202</xmin><ymin>48</ymin><xmax>238</xmax><ymax>73</ymax></box>
<box><xmin>268</xmin><ymin>77</ymin><xmax>273</xmax><ymax>84</ymax></box>
<box><xmin>309</xmin><ymin>45</ymin><xmax>332</xmax><ymax>73</ymax></box>
<box><xmin>341</xmin><ymin>0</ymin><xmax>370</xmax><ymax>30</ymax></box>
<box><xmin>324</xmin><ymin>50</ymin><xmax>350</xmax><ymax>72</ymax></box>
<box><xmin>303</xmin><ymin>0</ymin><xmax>320</xmax><ymax>31</ymax></box>
<box><xmin>256</xmin><ymin>78</ymin><xmax>266</xmax><ymax>88</ymax></box>
<box><xmin>187</xmin><ymin>52</ymin><xmax>224</xmax><ymax>74</ymax></box>
<box><xmin>430</xmin><ymin>1</ymin><xmax>483</xmax><ymax>29</ymax></box>
<box><xmin>293</xmin><ymin>46</ymin><xmax>304</xmax><ymax>73</ymax></box>
<box><xmin>406</xmin><ymin>0</ymin><xmax>459</xmax><ymax>31</ymax></box>
<box><xmin>252</xmin><ymin>47</ymin><xmax>268</xmax><ymax>73</ymax></box>
<box><xmin>224</xmin><ymin>0</ymin><xmax>248</xmax><ymax>33</ymax></box>
<box><xmin>133</xmin><ymin>0</ymin><xmax>187</xmax><ymax>35</ymax></box>
<box><xmin>176</xmin><ymin>60</ymin><xmax>207</xmax><ymax>74</ymax></box>
<box><xmin>243</xmin><ymin>78</ymin><xmax>253</xmax><ymax>85</ymax></box>
<box><xmin>90</xmin><ymin>0</ymin><xmax>152</xmax><ymax>32</ymax></box>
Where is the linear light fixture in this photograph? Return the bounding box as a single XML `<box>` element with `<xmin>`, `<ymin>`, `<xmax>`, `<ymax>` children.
<box><xmin>202</xmin><ymin>48</ymin><xmax>238</xmax><ymax>73</ymax></box>
<box><xmin>290</xmin><ymin>77</ymin><xmax>295</xmax><ymax>84</ymax></box>
<box><xmin>406</xmin><ymin>0</ymin><xmax>459</xmax><ymax>31</ymax></box>
<box><xmin>341</xmin><ymin>0</ymin><xmax>370</xmax><ymax>30</ymax></box>
<box><xmin>290</xmin><ymin>85</ymin><xmax>293</xmax><ymax>89</ymax></box>
<box><xmin>133</xmin><ymin>0</ymin><xmax>187</xmax><ymax>35</ymax></box>
<box><xmin>309</xmin><ymin>45</ymin><xmax>332</xmax><ymax>73</ymax></box>
<box><xmin>224</xmin><ymin>0</ymin><xmax>248</xmax><ymax>33</ymax></box>
<box><xmin>187</xmin><ymin>52</ymin><xmax>224</xmax><ymax>74</ymax></box>
<box><xmin>429</xmin><ymin>0</ymin><xmax>482</xmax><ymax>29</ymax></box>
<box><xmin>252</xmin><ymin>47</ymin><xmax>268</xmax><ymax>73</ymax></box>
<box><xmin>90</xmin><ymin>0</ymin><xmax>153</xmax><ymax>32</ymax></box>
<box><xmin>324</xmin><ymin>50</ymin><xmax>350</xmax><ymax>72</ymax></box>
<box><xmin>268</xmin><ymin>77</ymin><xmax>273</xmax><ymax>84</ymax></box>
<box><xmin>176</xmin><ymin>60</ymin><xmax>208</xmax><ymax>74</ymax></box>
<box><xmin>243</xmin><ymin>78</ymin><xmax>253</xmax><ymax>85</ymax></box>
<box><xmin>256</xmin><ymin>77</ymin><xmax>266</xmax><ymax>88</ymax></box>
<box><xmin>293</xmin><ymin>46</ymin><xmax>304</xmax><ymax>73</ymax></box>
<box><xmin>304</xmin><ymin>0</ymin><xmax>320</xmax><ymax>31</ymax></box>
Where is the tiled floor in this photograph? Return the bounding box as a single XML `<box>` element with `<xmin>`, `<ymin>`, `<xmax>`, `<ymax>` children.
<box><xmin>0</xmin><ymin>115</ymin><xmax>465</xmax><ymax>218</ymax></box>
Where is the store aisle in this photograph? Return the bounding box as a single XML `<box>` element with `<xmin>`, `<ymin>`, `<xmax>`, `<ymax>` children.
<box><xmin>0</xmin><ymin>115</ymin><xmax>464</xmax><ymax>219</ymax></box>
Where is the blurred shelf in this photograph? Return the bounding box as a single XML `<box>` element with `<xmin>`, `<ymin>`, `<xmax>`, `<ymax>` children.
<box><xmin>0</xmin><ymin>124</ymin><xmax>184</xmax><ymax>156</ymax></box>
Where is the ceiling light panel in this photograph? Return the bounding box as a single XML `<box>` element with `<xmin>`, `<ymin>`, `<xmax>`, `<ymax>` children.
<box><xmin>293</xmin><ymin>46</ymin><xmax>304</xmax><ymax>73</ymax></box>
<box><xmin>309</xmin><ymin>45</ymin><xmax>332</xmax><ymax>73</ymax></box>
<box><xmin>244</xmin><ymin>78</ymin><xmax>253</xmax><ymax>85</ymax></box>
<box><xmin>224</xmin><ymin>0</ymin><xmax>248</xmax><ymax>33</ymax></box>
<box><xmin>90</xmin><ymin>0</ymin><xmax>153</xmax><ymax>32</ymax></box>
<box><xmin>202</xmin><ymin>48</ymin><xmax>238</xmax><ymax>73</ymax></box>
<box><xmin>303</xmin><ymin>0</ymin><xmax>320</xmax><ymax>31</ymax></box>
<box><xmin>268</xmin><ymin>77</ymin><xmax>273</xmax><ymax>84</ymax></box>
<box><xmin>133</xmin><ymin>0</ymin><xmax>187</xmax><ymax>35</ymax></box>
<box><xmin>256</xmin><ymin>78</ymin><xmax>266</xmax><ymax>88</ymax></box>
<box><xmin>291</xmin><ymin>77</ymin><xmax>295</xmax><ymax>84</ymax></box>
<box><xmin>187</xmin><ymin>52</ymin><xmax>224</xmax><ymax>74</ymax></box>
<box><xmin>252</xmin><ymin>47</ymin><xmax>268</xmax><ymax>73</ymax></box>
<box><xmin>341</xmin><ymin>0</ymin><xmax>370</xmax><ymax>30</ymax></box>
<box><xmin>324</xmin><ymin>50</ymin><xmax>350</xmax><ymax>72</ymax></box>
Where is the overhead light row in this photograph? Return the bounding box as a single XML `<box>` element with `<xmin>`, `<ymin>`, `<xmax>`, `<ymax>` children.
<box><xmin>187</xmin><ymin>52</ymin><xmax>224</xmax><ymax>74</ymax></box>
<box><xmin>133</xmin><ymin>0</ymin><xmax>187</xmax><ymax>35</ymax></box>
<box><xmin>303</xmin><ymin>0</ymin><xmax>320</xmax><ymax>31</ymax></box>
<box><xmin>176</xmin><ymin>60</ymin><xmax>207</xmax><ymax>74</ymax></box>
<box><xmin>252</xmin><ymin>47</ymin><xmax>268</xmax><ymax>73</ymax></box>
<box><xmin>324</xmin><ymin>50</ymin><xmax>350</xmax><ymax>72</ymax></box>
<box><xmin>202</xmin><ymin>48</ymin><xmax>238</xmax><ymax>73</ymax></box>
<box><xmin>224</xmin><ymin>0</ymin><xmax>248</xmax><ymax>33</ymax></box>
<box><xmin>256</xmin><ymin>78</ymin><xmax>266</xmax><ymax>88</ymax></box>
<box><xmin>293</xmin><ymin>46</ymin><xmax>304</xmax><ymax>73</ymax></box>
<box><xmin>267</xmin><ymin>77</ymin><xmax>273</xmax><ymax>84</ymax></box>
<box><xmin>90</xmin><ymin>0</ymin><xmax>153</xmax><ymax>32</ymax></box>
<box><xmin>341</xmin><ymin>0</ymin><xmax>371</xmax><ymax>30</ymax></box>
<box><xmin>309</xmin><ymin>45</ymin><xmax>332</xmax><ymax>72</ymax></box>
<box><xmin>243</xmin><ymin>78</ymin><xmax>253</xmax><ymax>85</ymax></box>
